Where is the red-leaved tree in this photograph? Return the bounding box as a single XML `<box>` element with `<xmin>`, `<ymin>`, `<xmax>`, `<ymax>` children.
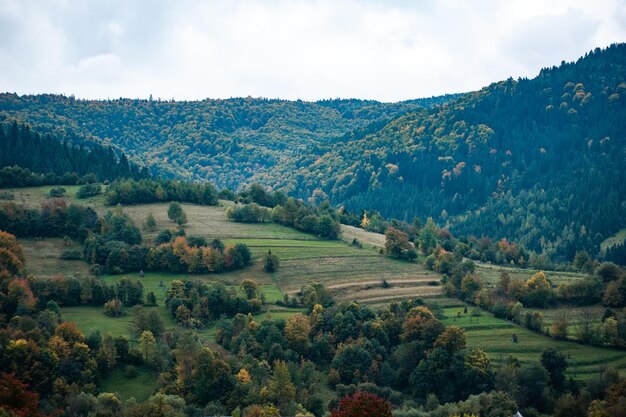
<box><xmin>330</xmin><ymin>391</ymin><xmax>393</xmax><ymax>417</ymax></box>
<box><xmin>0</xmin><ymin>373</ymin><xmax>49</xmax><ymax>417</ymax></box>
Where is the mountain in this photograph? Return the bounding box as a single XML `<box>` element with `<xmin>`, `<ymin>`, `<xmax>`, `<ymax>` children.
<box><xmin>0</xmin><ymin>94</ymin><xmax>455</xmax><ymax>189</ymax></box>
<box><xmin>1</xmin><ymin>44</ymin><xmax>625</xmax><ymax>260</ymax></box>
<box><xmin>259</xmin><ymin>44</ymin><xmax>626</xmax><ymax>260</ymax></box>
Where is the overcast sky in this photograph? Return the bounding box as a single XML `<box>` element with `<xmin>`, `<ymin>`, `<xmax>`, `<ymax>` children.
<box><xmin>1</xmin><ymin>0</ymin><xmax>625</xmax><ymax>102</ymax></box>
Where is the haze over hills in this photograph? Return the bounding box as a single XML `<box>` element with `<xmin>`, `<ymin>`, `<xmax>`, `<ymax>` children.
<box><xmin>1</xmin><ymin>44</ymin><xmax>626</xmax><ymax>261</ymax></box>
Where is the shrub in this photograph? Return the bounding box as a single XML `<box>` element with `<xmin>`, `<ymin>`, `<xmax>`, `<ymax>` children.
<box><xmin>76</xmin><ymin>183</ymin><xmax>102</xmax><ymax>198</ymax></box>
<box><xmin>103</xmin><ymin>299</ymin><xmax>123</xmax><ymax>317</ymax></box>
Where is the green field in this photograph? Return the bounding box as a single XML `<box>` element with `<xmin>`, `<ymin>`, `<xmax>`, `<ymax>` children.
<box><xmin>61</xmin><ymin>271</ymin><xmax>299</xmax><ymax>343</ymax></box>
<box><xmin>475</xmin><ymin>261</ymin><xmax>588</xmax><ymax>287</ymax></box>
<box><xmin>20</xmin><ymin>237</ymin><xmax>91</xmax><ymax>278</ymax></box>
<box><xmin>99</xmin><ymin>366</ymin><xmax>158</xmax><ymax>402</ymax></box>
<box><xmin>4</xmin><ymin>184</ymin><xmax>107</xmax><ymax>207</ymax></box>
<box><xmin>442</xmin><ymin>306</ymin><xmax>626</xmax><ymax>379</ymax></box>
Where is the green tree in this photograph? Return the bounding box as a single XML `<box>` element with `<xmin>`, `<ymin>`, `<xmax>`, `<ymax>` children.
<box><xmin>176</xmin><ymin>210</ymin><xmax>187</xmax><ymax>226</ymax></box>
<box><xmin>263</xmin><ymin>250</ymin><xmax>279</xmax><ymax>272</ymax></box>
<box><xmin>419</xmin><ymin>217</ymin><xmax>438</xmax><ymax>255</ymax></box>
<box><xmin>269</xmin><ymin>361</ymin><xmax>296</xmax><ymax>412</ymax></box>
<box><xmin>144</xmin><ymin>212</ymin><xmax>158</xmax><ymax>231</ymax></box>
<box><xmin>145</xmin><ymin>291</ymin><xmax>157</xmax><ymax>306</ymax></box>
<box><xmin>240</xmin><ymin>279</ymin><xmax>259</xmax><ymax>300</ymax></box>
<box><xmin>191</xmin><ymin>348</ymin><xmax>233</xmax><ymax>405</ymax></box>
<box><xmin>167</xmin><ymin>202</ymin><xmax>183</xmax><ymax>222</ymax></box>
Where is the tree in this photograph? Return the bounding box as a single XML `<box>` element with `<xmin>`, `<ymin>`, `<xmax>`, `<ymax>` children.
<box><xmin>384</xmin><ymin>227</ymin><xmax>416</xmax><ymax>261</ymax></box>
<box><xmin>103</xmin><ymin>298</ymin><xmax>123</xmax><ymax>317</ymax></box>
<box><xmin>433</xmin><ymin>325</ymin><xmax>466</xmax><ymax>352</ymax></box>
<box><xmin>144</xmin><ymin>212</ymin><xmax>157</xmax><ymax>230</ymax></box>
<box><xmin>0</xmin><ymin>372</ymin><xmax>48</xmax><ymax>417</ymax></box>
<box><xmin>92</xmin><ymin>393</ymin><xmax>124</xmax><ymax>417</ymax></box>
<box><xmin>240</xmin><ymin>279</ymin><xmax>259</xmax><ymax>300</ymax></box>
<box><xmin>330</xmin><ymin>391</ymin><xmax>393</xmax><ymax>417</ymax></box>
<box><xmin>285</xmin><ymin>313</ymin><xmax>311</xmax><ymax>353</ymax></box>
<box><xmin>418</xmin><ymin>217</ymin><xmax>438</xmax><ymax>255</ymax></box>
<box><xmin>597</xmin><ymin>262</ymin><xmax>622</xmax><ymax>282</ymax></box>
<box><xmin>139</xmin><ymin>330</ymin><xmax>156</xmax><ymax>365</ymax></box>
<box><xmin>269</xmin><ymin>361</ymin><xmax>296</xmax><ymax>412</ymax></box>
<box><xmin>541</xmin><ymin>347</ymin><xmax>568</xmax><ymax>391</ymax></box>
<box><xmin>175</xmin><ymin>210</ymin><xmax>187</xmax><ymax>226</ymax></box>
<box><xmin>145</xmin><ymin>291</ymin><xmax>157</xmax><ymax>306</ymax></box>
<box><xmin>191</xmin><ymin>348</ymin><xmax>233</xmax><ymax>405</ymax></box>
<box><xmin>167</xmin><ymin>202</ymin><xmax>183</xmax><ymax>222</ymax></box>
<box><xmin>263</xmin><ymin>250</ymin><xmax>280</xmax><ymax>272</ymax></box>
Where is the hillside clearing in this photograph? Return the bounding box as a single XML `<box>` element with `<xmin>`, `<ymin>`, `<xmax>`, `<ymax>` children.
<box><xmin>442</xmin><ymin>307</ymin><xmax>626</xmax><ymax>379</ymax></box>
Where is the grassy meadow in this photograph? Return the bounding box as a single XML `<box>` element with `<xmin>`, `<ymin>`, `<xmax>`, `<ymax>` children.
<box><xmin>442</xmin><ymin>306</ymin><xmax>626</xmax><ymax>379</ymax></box>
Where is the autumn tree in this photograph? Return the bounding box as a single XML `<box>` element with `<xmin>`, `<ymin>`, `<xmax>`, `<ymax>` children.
<box><xmin>330</xmin><ymin>391</ymin><xmax>393</xmax><ymax>417</ymax></box>
<box><xmin>139</xmin><ymin>330</ymin><xmax>156</xmax><ymax>366</ymax></box>
<box><xmin>433</xmin><ymin>325</ymin><xmax>466</xmax><ymax>352</ymax></box>
<box><xmin>385</xmin><ymin>227</ymin><xmax>417</xmax><ymax>261</ymax></box>
<box><xmin>285</xmin><ymin>313</ymin><xmax>311</xmax><ymax>353</ymax></box>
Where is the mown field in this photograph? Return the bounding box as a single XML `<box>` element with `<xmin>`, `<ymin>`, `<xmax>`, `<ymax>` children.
<box><xmin>442</xmin><ymin>306</ymin><xmax>626</xmax><ymax>379</ymax></box>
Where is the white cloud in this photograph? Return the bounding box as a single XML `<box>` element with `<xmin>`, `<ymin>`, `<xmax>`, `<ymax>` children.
<box><xmin>0</xmin><ymin>0</ymin><xmax>624</xmax><ymax>101</ymax></box>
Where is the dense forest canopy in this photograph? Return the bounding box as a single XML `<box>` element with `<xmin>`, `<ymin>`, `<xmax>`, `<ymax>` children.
<box><xmin>0</xmin><ymin>123</ymin><xmax>149</xmax><ymax>186</ymax></box>
<box><xmin>0</xmin><ymin>95</ymin><xmax>455</xmax><ymax>188</ymax></box>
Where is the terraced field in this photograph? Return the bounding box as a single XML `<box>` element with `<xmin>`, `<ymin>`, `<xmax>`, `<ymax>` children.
<box><xmin>12</xmin><ymin>186</ymin><xmax>444</xmax><ymax>307</ymax></box>
<box><xmin>442</xmin><ymin>306</ymin><xmax>626</xmax><ymax>379</ymax></box>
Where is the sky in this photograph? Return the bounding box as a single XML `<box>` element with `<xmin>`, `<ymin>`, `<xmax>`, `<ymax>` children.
<box><xmin>0</xmin><ymin>0</ymin><xmax>625</xmax><ymax>102</ymax></box>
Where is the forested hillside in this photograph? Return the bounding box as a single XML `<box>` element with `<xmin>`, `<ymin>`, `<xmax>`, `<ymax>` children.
<box><xmin>0</xmin><ymin>95</ymin><xmax>454</xmax><ymax>188</ymax></box>
<box><xmin>264</xmin><ymin>44</ymin><xmax>626</xmax><ymax>261</ymax></box>
<box><xmin>1</xmin><ymin>45</ymin><xmax>625</xmax><ymax>261</ymax></box>
<box><xmin>0</xmin><ymin>123</ymin><xmax>149</xmax><ymax>186</ymax></box>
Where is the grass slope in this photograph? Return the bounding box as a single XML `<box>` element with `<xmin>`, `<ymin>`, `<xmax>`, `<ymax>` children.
<box><xmin>601</xmin><ymin>228</ymin><xmax>626</xmax><ymax>251</ymax></box>
<box><xmin>442</xmin><ymin>307</ymin><xmax>626</xmax><ymax>379</ymax></box>
<box><xmin>99</xmin><ymin>366</ymin><xmax>158</xmax><ymax>401</ymax></box>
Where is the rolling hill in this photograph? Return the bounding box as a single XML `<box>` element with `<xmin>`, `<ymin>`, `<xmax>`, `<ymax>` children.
<box><xmin>1</xmin><ymin>45</ymin><xmax>625</xmax><ymax>261</ymax></box>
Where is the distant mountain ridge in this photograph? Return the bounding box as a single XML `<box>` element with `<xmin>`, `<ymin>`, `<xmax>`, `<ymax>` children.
<box><xmin>0</xmin><ymin>94</ymin><xmax>456</xmax><ymax>188</ymax></box>
<box><xmin>1</xmin><ymin>44</ymin><xmax>625</xmax><ymax>260</ymax></box>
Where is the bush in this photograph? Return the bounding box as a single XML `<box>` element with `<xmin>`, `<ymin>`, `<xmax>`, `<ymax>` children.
<box><xmin>263</xmin><ymin>250</ymin><xmax>280</xmax><ymax>272</ymax></box>
<box><xmin>76</xmin><ymin>183</ymin><xmax>102</xmax><ymax>198</ymax></box>
<box><xmin>48</xmin><ymin>187</ymin><xmax>66</xmax><ymax>197</ymax></box>
<box><xmin>103</xmin><ymin>299</ymin><xmax>123</xmax><ymax>317</ymax></box>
